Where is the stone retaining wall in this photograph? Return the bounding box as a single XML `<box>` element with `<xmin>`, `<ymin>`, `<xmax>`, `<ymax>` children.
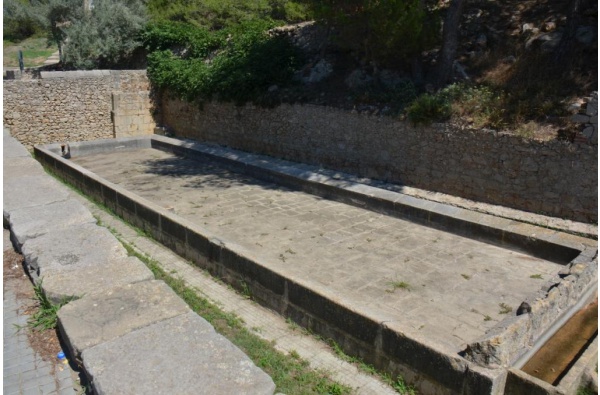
<box><xmin>3</xmin><ymin>70</ymin><xmax>154</xmax><ymax>149</ymax></box>
<box><xmin>161</xmin><ymin>98</ymin><xmax>598</xmax><ymax>223</ymax></box>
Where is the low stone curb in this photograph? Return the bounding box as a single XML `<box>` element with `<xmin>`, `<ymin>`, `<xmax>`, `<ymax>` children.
<box><xmin>2</xmin><ymin>129</ymin><xmax>276</xmax><ymax>395</ymax></box>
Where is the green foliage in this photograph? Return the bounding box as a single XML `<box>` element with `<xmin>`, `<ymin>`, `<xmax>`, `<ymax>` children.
<box><xmin>301</xmin><ymin>0</ymin><xmax>439</xmax><ymax>66</ymax></box>
<box><xmin>407</xmin><ymin>83</ymin><xmax>507</xmax><ymax>128</ymax></box>
<box><xmin>147</xmin><ymin>0</ymin><xmax>310</xmax><ymax>29</ymax></box>
<box><xmin>62</xmin><ymin>0</ymin><xmax>147</xmax><ymax>69</ymax></box>
<box><xmin>146</xmin><ymin>20</ymin><xmax>304</xmax><ymax>104</ymax></box>
<box><xmin>3</xmin><ymin>0</ymin><xmax>47</xmax><ymax>41</ymax></box>
<box><xmin>406</xmin><ymin>93</ymin><xmax>452</xmax><ymax>125</ymax></box>
<box><xmin>46</xmin><ymin>0</ymin><xmax>82</xmax><ymax>59</ymax></box>
<box><xmin>442</xmin><ymin>83</ymin><xmax>506</xmax><ymax>129</ymax></box>
<box><xmin>27</xmin><ymin>280</ymin><xmax>75</xmax><ymax>331</ymax></box>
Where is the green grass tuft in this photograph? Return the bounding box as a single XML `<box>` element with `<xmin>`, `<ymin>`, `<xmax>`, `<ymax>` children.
<box><xmin>27</xmin><ymin>280</ymin><xmax>76</xmax><ymax>331</ymax></box>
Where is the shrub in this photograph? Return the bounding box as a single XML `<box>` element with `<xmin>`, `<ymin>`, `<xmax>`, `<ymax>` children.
<box><xmin>3</xmin><ymin>0</ymin><xmax>46</xmax><ymax>41</ymax></box>
<box><xmin>147</xmin><ymin>0</ymin><xmax>310</xmax><ymax>29</ymax></box>
<box><xmin>62</xmin><ymin>0</ymin><xmax>147</xmax><ymax>69</ymax></box>
<box><xmin>407</xmin><ymin>83</ymin><xmax>506</xmax><ymax>128</ymax></box>
<box><xmin>146</xmin><ymin>20</ymin><xmax>304</xmax><ymax>104</ymax></box>
<box><xmin>406</xmin><ymin>93</ymin><xmax>451</xmax><ymax>125</ymax></box>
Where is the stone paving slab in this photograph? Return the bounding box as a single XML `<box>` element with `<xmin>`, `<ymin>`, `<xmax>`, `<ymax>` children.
<box><xmin>4</xmin><ymin>135</ymin><xmax>32</xmax><ymax>158</ymax></box>
<box><xmin>40</xmin><ymin>255</ymin><xmax>154</xmax><ymax>304</ymax></box>
<box><xmin>3</xmin><ymin>157</ymin><xmax>46</xmax><ymax>180</ymax></box>
<box><xmin>21</xmin><ymin>222</ymin><xmax>129</xmax><ymax>277</ymax></box>
<box><xmin>82</xmin><ymin>311</ymin><xmax>276</xmax><ymax>395</ymax></box>
<box><xmin>9</xmin><ymin>199</ymin><xmax>97</xmax><ymax>251</ymax></box>
<box><xmin>58</xmin><ymin>280</ymin><xmax>190</xmax><ymax>356</ymax></box>
<box><xmin>3</xmin><ymin>176</ymin><xmax>71</xmax><ymax>224</ymax></box>
<box><xmin>73</xmin><ymin>148</ymin><xmax>567</xmax><ymax>352</ymax></box>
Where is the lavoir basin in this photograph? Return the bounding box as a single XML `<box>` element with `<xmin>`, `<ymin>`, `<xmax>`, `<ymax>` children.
<box><xmin>35</xmin><ymin>135</ymin><xmax>597</xmax><ymax>394</ymax></box>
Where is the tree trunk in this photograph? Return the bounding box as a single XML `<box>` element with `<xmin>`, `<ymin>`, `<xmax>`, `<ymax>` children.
<box><xmin>434</xmin><ymin>0</ymin><xmax>466</xmax><ymax>88</ymax></box>
<box><xmin>553</xmin><ymin>0</ymin><xmax>584</xmax><ymax>65</ymax></box>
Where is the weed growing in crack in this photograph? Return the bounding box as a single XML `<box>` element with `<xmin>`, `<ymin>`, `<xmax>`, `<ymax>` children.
<box><xmin>499</xmin><ymin>303</ymin><xmax>513</xmax><ymax>314</ymax></box>
<box><xmin>386</xmin><ymin>280</ymin><xmax>410</xmax><ymax>293</ymax></box>
<box><xmin>26</xmin><ymin>280</ymin><xmax>76</xmax><ymax>331</ymax></box>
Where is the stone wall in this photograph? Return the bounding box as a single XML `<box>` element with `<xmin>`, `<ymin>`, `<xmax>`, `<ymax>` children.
<box><xmin>112</xmin><ymin>92</ymin><xmax>156</xmax><ymax>138</ymax></box>
<box><xmin>3</xmin><ymin>70</ymin><xmax>155</xmax><ymax>149</ymax></box>
<box><xmin>161</xmin><ymin>98</ymin><xmax>598</xmax><ymax>223</ymax></box>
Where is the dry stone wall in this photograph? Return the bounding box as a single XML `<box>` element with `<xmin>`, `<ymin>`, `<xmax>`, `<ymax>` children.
<box><xmin>3</xmin><ymin>70</ymin><xmax>154</xmax><ymax>149</ymax></box>
<box><xmin>161</xmin><ymin>98</ymin><xmax>598</xmax><ymax>223</ymax></box>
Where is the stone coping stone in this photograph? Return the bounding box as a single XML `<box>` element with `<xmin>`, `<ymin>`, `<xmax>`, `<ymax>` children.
<box><xmin>9</xmin><ymin>200</ymin><xmax>97</xmax><ymax>251</ymax></box>
<box><xmin>3</xmin><ymin>156</ymin><xmax>46</xmax><ymax>180</ymax></box>
<box><xmin>40</xmin><ymin>70</ymin><xmax>111</xmax><ymax>79</ymax></box>
<box><xmin>39</xmin><ymin>255</ymin><xmax>154</xmax><ymax>304</ymax></box>
<box><xmin>58</xmin><ymin>280</ymin><xmax>189</xmax><ymax>357</ymax></box>
<box><xmin>41</xmin><ymin>136</ymin><xmax>152</xmax><ymax>158</ymax></box>
<box><xmin>3</xmin><ymin>175</ymin><xmax>71</xmax><ymax>224</ymax></box>
<box><xmin>4</xmin><ymin>136</ymin><xmax>33</xmax><ymax>158</ymax></box>
<box><xmin>21</xmin><ymin>222</ymin><xmax>128</xmax><ymax>277</ymax></box>
<box><xmin>82</xmin><ymin>312</ymin><xmax>276</xmax><ymax>395</ymax></box>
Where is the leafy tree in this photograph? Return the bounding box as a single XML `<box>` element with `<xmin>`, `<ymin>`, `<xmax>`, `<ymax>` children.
<box><xmin>3</xmin><ymin>0</ymin><xmax>46</xmax><ymax>41</ymax></box>
<box><xmin>435</xmin><ymin>0</ymin><xmax>466</xmax><ymax>87</ymax></box>
<box><xmin>46</xmin><ymin>0</ymin><xmax>82</xmax><ymax>62</ymax></box>
<box><xmin>62</xmin><ymin>0</ymin><xmax>148</xmax><ymax>69</ymax></box>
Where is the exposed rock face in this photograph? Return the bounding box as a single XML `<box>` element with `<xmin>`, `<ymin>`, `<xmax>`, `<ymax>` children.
<box><xmin>571</xmin><ymin>92</ymin><xmax>598</xmax><ymax>144</ymax></box>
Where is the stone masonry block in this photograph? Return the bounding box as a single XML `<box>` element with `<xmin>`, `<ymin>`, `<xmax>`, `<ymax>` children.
<box><xmin>4</xmin><ymin>136</ymin><xmax>33</xmax><ymax>158</ymax></box>
<box><xmin>9</xmin><ymin>199</ymin><xmax>97</xmax><ymax>251</ymax></box>
<box><xmin>40</xmin><ymin>255</ymin><xmax>154</xmax><ymax>304</ymax></box>
<box><xmin>57</xmin><ymin>280</ymin><xmax>188</xmax><ymax>356</ymax></box>
<box><xmin>3</xmin><ymin>157</ymin><xmax>46</xmax><ymax>180</ymax></box>
<box><xmin>21</xmin><ymin>222</ymin><xmax>128</xmax><ymax>277</ymax></box>
<box><xmin>82</xmin><ymin>312</ymin><xmax>276</xmax><ymax>395</ymax></box>
<box><xmin>4</xmin><ymin>175</ymin><xmax>70</xmax><ymax>223</ymax></box>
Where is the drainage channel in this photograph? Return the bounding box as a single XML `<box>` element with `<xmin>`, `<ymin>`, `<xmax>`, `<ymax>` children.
<box><xmin>520</xmin><ymin>295</ymin><xmax>598</xmax><ymax>386</ymax></box>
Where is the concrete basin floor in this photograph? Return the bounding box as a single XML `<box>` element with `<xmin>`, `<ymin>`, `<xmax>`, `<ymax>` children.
<box><xmin>73</xmin><ymin>148</ymin><xmax>563</xmax><ymax>353</ymax></box>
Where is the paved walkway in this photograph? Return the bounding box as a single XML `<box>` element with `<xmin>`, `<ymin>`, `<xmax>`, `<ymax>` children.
<box><xmin>3</xmin><ymin>231</ymin><xmax>81</xmax><ymax>395</ymax></box>
<box><xmin>73</xmin><ymin>148</ymin><xmax>564</xmax><ymax>353</ymax></box>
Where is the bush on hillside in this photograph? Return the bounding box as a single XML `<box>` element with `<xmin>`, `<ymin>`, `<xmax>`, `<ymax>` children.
<box><xmin>147</xmin><ymin>0</ymin><xmax>310</xmax><ymax>30</ymax></box>
<box><xmin>146</xmin><ymin>20</ymin><xmax>304</xmax><ymax>104</ymax></box>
